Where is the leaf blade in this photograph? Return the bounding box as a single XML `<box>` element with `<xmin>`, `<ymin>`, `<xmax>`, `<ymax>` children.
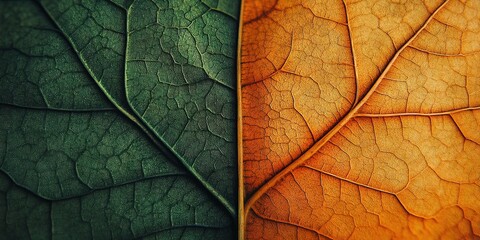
<box><xmin>240</xmin><ymin>0</ymin><xmax>480</xmax><ymax>238</ymax></box>
<box><xmin>0</xmin><ymin>0</ymin><xmax>240</xmax><ymax>238</ymax></box>
<box><xmin>125</xmin><ymin>0</ymin><xmax>239</xmax><ymax>213</ymax></box>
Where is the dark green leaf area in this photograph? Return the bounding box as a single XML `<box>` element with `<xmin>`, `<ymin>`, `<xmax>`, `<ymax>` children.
<box><xmin>0</xmin><ymin>0</ymin><xmax>239</xmax><ymax>239</ymax></box>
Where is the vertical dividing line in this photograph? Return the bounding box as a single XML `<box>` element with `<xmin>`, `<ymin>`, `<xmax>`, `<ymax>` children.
<box><xmin>237</xmin><ymin>0</ymin><xmax>245</xmax><ymax>239</ymax></box>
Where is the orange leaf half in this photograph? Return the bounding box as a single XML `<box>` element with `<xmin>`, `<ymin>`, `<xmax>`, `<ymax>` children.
<box><xmin>239</xmin><ymin>0</ymin><xmax>480</xmax><ymax>239</ymax></box>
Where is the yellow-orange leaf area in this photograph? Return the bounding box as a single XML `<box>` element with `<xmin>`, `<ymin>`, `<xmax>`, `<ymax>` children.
<box><xmin>239</xmin><ymin>0</ymin><xmax>480</xmax><ymax>239</ymax></box>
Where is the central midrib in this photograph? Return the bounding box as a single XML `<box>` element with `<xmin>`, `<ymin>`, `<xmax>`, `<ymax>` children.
<box><xmin>242</xmin><ymin>0</ymin><xmax>451</xmax><ymax>222</ymax></box>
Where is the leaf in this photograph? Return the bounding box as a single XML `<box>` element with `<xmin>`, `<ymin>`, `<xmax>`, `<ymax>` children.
<box><xmin>239</xmin><ymin>0</ymin><xmax>480</xmax><ymax>239</ymax></box>
<box><xmin>0</xmin><ymin>0</ymin><xmax>239</xmax><ymax>239</ymax></box>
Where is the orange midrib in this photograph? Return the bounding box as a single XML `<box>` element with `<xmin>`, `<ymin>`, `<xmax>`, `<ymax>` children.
<box><xmin>237</xmin><ymin>0</ymin><xmax>246</xmax><ymax>238</ymax></box>
<box><xmin>240</xmin><ymin>0</ymin><xmax>451</xmax><ymax>224</ymax></box>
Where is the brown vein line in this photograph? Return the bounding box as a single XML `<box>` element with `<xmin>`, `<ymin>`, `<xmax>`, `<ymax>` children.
<box><xmin>241</xmin><ymin>32</ymin><xmax>295</xmax><ymax>88</ymax></box>
<box><xmin>408</xmin><ymin>45</ymin><xmax>480</xmax><ymax>57</ymax></box>
<box><xmin>354</xmin><ymin>106</ymin><xmax>480</xmax><ymax>118</ymax></box>
<box><xmin>237</xmin><ymin>0</ymin><xmax>246</xmax><ymax>238</ymax></box>
<box><xmin>244</xmin><ymin>0</ymin><xmax>279</xmax><ymax>25</ymax></box>
<box><xmin>244</xmin><ymin>0</ymin><xmax>450</xmax><ymax>217</ymax></box>
<box><xmin>303</xmin><ymin>166</ymin><xmax>440</xmax><ymax>220</ymax></box>
<box><xmin>298</xmin><ymin>4</ymin><xmax>347</xmax><ymax>26</ymax></box>
<box><xmin>249</xmin><ymin>208</ymin><xmax>334</xmax><ymax>240</ymax></box>
<box><xmin>342</xmin><ymin>0</ymin><xmax>360</xmax><ymax>106</ymax></box>
<box><xmin>302</xmin><ymin>166</ymin><xmax>396</xmax><ymax>195</ymax></box>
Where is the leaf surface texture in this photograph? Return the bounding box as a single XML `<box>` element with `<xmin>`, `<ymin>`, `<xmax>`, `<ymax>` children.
<box><xmin>240</xmin><ymin>0</ymin><xmax>480</xmax><ymax>238</ymax></box>
<box><xmin>0</xmin><ymin>0</ymin><xmax>239</xmax><ymax>239</ymax></box>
